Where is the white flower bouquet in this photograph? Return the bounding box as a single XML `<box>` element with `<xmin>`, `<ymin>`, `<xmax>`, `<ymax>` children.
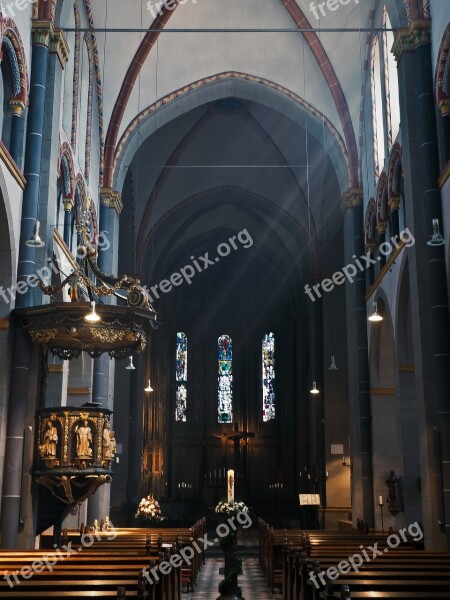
<box><xmin>135</xmin><ymin>494</ymin><xmax>165</xmax><ymax>523</ymax></box>
<box><xmin>215</xmin><ymin>499</ymin><xmax>249</xmax><ymax>516</ymax></box>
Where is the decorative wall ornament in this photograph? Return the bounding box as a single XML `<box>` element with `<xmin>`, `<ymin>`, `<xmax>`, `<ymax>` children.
<box><xmin>1</xmin><ymin>19</ymin><xmax>30</xmax><ymax>107</ymax></box>
<box><xmin>34</xmin><ymin>407</ymin><xmax>116</xmax><ymax>504</ymax></box>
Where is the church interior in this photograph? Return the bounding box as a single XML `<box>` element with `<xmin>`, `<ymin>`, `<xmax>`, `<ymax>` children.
<box><xmin>0</xmin><ymin>0</ymin><xmax>450</xmax><ymax>598</ymax></box>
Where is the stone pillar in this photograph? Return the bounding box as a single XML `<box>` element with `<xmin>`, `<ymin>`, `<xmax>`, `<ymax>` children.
<box><xmin>89</xmin><ymin>189</ymin><xmax>122</xmax><ymax>522</ymax></box>
<box><xmin>393</xmin><ymin>21</ymin><xmax>450</xmax><ymax>548</ymax></box>
<box><xmin>0</xmin><ymin>21</ymin><xmax>55</xmax><ymax>549</ymax></box>
<box><xmin>341</xmin><ymin>189</ymin><xmax>374</xmax><ymax>527</ymax></box>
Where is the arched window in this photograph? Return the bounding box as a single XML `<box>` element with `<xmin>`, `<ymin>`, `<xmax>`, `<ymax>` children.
<box><xmin>175</xmin><ymin>332</ymin><xmax>187</xmax><ymax>422</ymax></box>
<box><xmin>218</xmin><ymin>335</ymin><xmax>233</xmax><ymax>424</ymax></box>
<box><xmin>262</xmin><ymin>332</ymin><xmax>275</xmax><ymax>422</ymax></box>
<box><xmin>371</xmin><ymin>36</ymin><xmax>386</xmax><ymax>180</ymax></box>
<box><xmin>383</xmin><ymin>8</ymin><xmax>401</xmax><ymax>147</ymax></box>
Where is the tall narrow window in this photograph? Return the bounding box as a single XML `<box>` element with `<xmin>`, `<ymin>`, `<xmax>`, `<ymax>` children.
<box><xmin>371</xmin><ymin>36</ymin><xmax>386</xmax><ymax>181</ymax></box>
<box><xmin>262</xmin><ymin>333</ymin><xmax>275</xmax><ymax>422</ymax></box>
<box><xmin>218</xmin><ymin>335</ymin><xmax>233</xmax><ymax>423</ymax></box>
<box><xmin>383</xmin><ymin>8</ymin><xmax>400</xmax><ymax>148</ymax></box>
<box><xmin>175</xmin><ymin>332</ymin><xmax>187</xmax><ymax>422</ymax></box>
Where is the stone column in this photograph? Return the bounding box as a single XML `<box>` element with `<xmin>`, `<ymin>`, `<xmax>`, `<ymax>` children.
<box><xmin>89</xmin><ymin>189</ymin><xmax>122</xmax><ymax>523</ymax></box>
<box><xmin>341</xmin><ymin>189</ymin><xmax>374</xmax><ymax>527</ymax></box>
<box><xmin>0</xmin><ymin>21</ymin><xmax>53</xmax><ymax>549</ymax></box>
<box><xmin>393</xmin><ymin>21</ymin><xmax>450</xmax><ymax>548</ymax></box>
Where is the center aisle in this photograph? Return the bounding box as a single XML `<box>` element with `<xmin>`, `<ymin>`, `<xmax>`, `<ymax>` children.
<box><xmin>182</xmin><ymin>557</ymin><xmax>283</xmax><ymax>600</ymax></box>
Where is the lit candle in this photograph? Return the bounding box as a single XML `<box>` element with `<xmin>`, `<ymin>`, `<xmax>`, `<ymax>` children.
<box><xmin>227</xmin><ymin>469</ymin><xmax>235</xmax><ymax>502</ymax></box>
<box><xmin>379</xmin><ymin>496</ymin><xmax>383</xmax><ymax>505</ymax></box>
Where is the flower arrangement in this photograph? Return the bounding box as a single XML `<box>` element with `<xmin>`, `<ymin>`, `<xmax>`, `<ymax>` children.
<box><xmin>135</xmin><ymin>494</ymin><xmax>165</xmax><ymax>523</ymax></box>
<box><xmin>215</xmin><ymin>499</ymin><xmax>249</xmax><ymax>516</ymax></box>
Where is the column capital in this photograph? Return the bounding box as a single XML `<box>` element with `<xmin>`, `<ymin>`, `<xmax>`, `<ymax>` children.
<box><xmin>50</xmin><ymin>28</ymin><xmax>70</xmax><ymax>68</ymax></box>
<box><xmin>63</xmin><ymin>198</ymin><xmax>74</xmax><ymax>212</ymax></box>
<box><xmin>31</xmin><ymin>20</ymin><xmax>55</xmax><ymax>47</ymax></box>
<box><xmin>340</xmin><ymin>189</ymin><xmax>363</xmax><ymax>214</ymax></box>
<box><xmin>10</xmin><ymin>100</ymin><xmax>25</xmax><ymax>117</ymax></box>
<box><xmin>376</xmin><ymin>222</ymin><xmax>388</xmax><ymax>234</ymax></box>
<box><xmin>100</xmin><ymin>188</ymin><xmax>123</xmax><ymax>217</ymax></box>
<box><xmin>392</xmin><ymin>20</ymin><xmax>431</xmax><ymax>62</ymax></box>
<box><xmin>388</xmin><ymin>196</ymin><xmax>401</xmax><ymax>211</ymax></box>
<box><xmin>439</xmin><ymin>98</ymin><xmax>450</xmax><ymax>117</ymax></box>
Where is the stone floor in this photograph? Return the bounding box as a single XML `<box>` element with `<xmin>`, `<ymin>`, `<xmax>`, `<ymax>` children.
<box><xmin>182</xmin><ymin>556</ymin><xmax>283</xmax><ymax>600</ymax></box>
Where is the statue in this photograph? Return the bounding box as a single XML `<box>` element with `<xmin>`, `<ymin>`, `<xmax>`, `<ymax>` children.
<box><xmin>39</xmin><ymin>420</ymin><xmax>58</xmax><ymax>458</ymax></box>
<box><xmin>386</xmin><ymin>470</ymin><xmax>402</xmax><ymax>512</ymax></box>
<box><xmin>75</xmin><ymin>420</ymin><xmax>93</xmax><ymax>458</ymax></box>
<box><xmin>102</xmin><ymin>420</ymin><xmax>116</xmax><ymax>460</ymax></box>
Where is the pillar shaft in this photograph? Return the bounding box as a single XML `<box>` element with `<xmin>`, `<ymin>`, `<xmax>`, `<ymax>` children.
<box><xmin>342</xmin><ymin>191</ymin><xmax>374</xmax><ymax>527</ymax></box>
<box><xmin>0</xmin><ymin>25</ymin><xmax>52</xmax><ymax>548</ymax></box>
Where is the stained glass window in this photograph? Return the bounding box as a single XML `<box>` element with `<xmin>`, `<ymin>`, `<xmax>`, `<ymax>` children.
<box><xmin>218</xmin><ymin>335</ymin><xmax>233</xmax><ymax>423</ymax></box>
<box><xmin>262</xmin><ymin>333</ymin><xmax>275</xmax><ymax>422</ymax></box>
<box><xmin>175</xmin><ymin>332</ymin><xmax>187</xmax><ymax>422</ymax></box>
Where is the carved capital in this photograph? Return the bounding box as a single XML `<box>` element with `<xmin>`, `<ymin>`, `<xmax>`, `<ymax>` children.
<box><xmin>376</xmin><ymin>222</ymin><xmax>388</xmax><ymax>234</ymax></box>
<box><xmin>340</xmin><ymin>188</ymin><xmax>363</xmax><ymax>213</ymax></box>
<box><xmin>10</xmin><ymin>100</ymin><xmax>25</xmax><ymax>117</ymax></box>
<box><xmin>388</xmin><ymin>196</ymin><xmax>401</xmax><ymax>211</ymax></box>
<box><xmin>31</xmin><ymin>20</ymin><xmax>55</xmax><ymax>47</ymax></box>
<box><xmin>50</xmin><ymin>28</ymin><xmax>70</xmax><ymax>67</ymax></box>
<box><xmin>63</xmin><ymin>198</ymin><xmax>74</xmax><ymax>212</ymax></box>
<box><xmin>392</xmin><ymin>20</ymin><xmax>431</xmax><ymax>62</ymax></box>
<box><xmin>100</xmin><ymin>187</ymin><xmax>123</xmax><ymax>216</ymax></box>
<box><xmin>439</xmin><ymin>98</ymin><xmax>450</xmax><ymax>116</ymax></box>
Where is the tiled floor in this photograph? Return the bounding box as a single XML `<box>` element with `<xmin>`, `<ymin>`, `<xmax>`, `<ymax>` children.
<box><xmin>182</xmin><ymin>556</ymin><xmax>283</xmax><ymax>600</ymax></box>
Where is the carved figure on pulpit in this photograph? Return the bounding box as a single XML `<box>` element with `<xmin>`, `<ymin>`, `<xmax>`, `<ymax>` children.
<box><xmin>75</xmin><ymin>421</ymin><xmax>93</xmax><ymax>458</ymax></box>
<box><xmin>39</xmin><ymin>420</ymin><xmax>58</xmax><ymax>458</ymax></box>
<box><xmin>103</xmin><ymin>420</ymin><xmax>116</xmax><ymax>460</ymax></box>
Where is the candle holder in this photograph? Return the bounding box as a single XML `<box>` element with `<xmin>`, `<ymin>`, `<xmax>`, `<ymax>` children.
<box><xmin>379</xmin><ymin>497</ymin><xmax>384</xmax><ymax>533</ymax></box>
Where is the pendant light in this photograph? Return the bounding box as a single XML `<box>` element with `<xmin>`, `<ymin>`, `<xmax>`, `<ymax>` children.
<box><xmin>84</xmin><ymin>301</ymin><xmax>101</xmax><ymax>323</ymax></box>
<box><xmin>368</xmin><ymin>302</ymin><xmax>383</xmax><ymax>322</ymax></box>
<box><xmin>427</xmin><ymin>219</ymin><xmax>445</xmax><ymax>247</ymax></box>
<box><xmin>310</xmin><ymin>381</ymin><xmax>319</xmax><ymax>395</ymax></box>
<box><xmin>144</xmin><ymin>379</ymin><xmax>154</xmax><ymax>393</ymax></box>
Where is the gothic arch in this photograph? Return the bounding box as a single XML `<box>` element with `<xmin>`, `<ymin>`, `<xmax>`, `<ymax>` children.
<box><xmin>102</xmin><ymin>1</ymin><xmax>359</xmax><ymax>189</ymax></box>
<box><xmin>114</xmin><ymin>72</ymin><xmax>350</xmax><ymax>197</ymax></box>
